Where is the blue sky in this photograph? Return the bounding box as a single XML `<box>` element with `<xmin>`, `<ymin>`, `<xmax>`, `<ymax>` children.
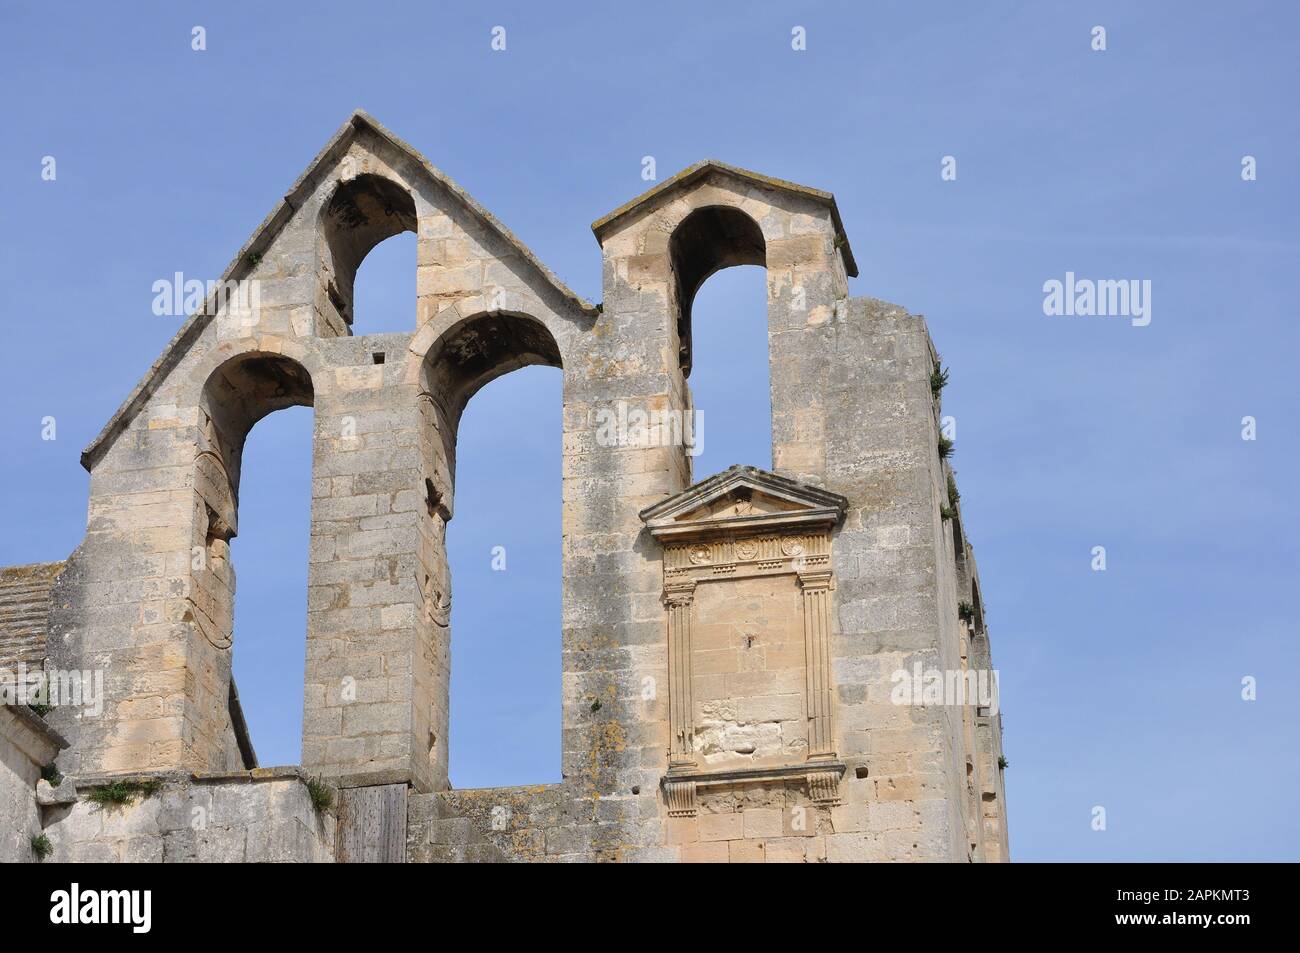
<box><xmin>2</xmin><ymin>2</ymin><xmax>1297</xmax><ymax>860</ymax></box>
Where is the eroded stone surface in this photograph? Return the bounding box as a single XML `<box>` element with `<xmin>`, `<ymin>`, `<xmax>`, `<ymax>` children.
<box><xmin>0</xmin><ymin>113</ymin><xmax>1009</xmax><ymax>862</ymax></box>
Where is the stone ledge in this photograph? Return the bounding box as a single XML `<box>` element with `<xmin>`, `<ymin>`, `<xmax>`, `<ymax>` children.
<box><xmin>663</xmin><ymin>760</ymin><xmax>847</xmax><ymax>817</ymax></box>
<box><xmin>665</xmin><ymin>759</ymin><xmax>847</xmax><ymax>788</ymax></box>
<box><xmin>191</xmin><ymin>765</ymin><xmax>312</xmax><ymax>784</ymax></box>
<box><xmin>1</xmin><ymin>703</ymin><xmax>69</xmax><ymax>765</ymax></box>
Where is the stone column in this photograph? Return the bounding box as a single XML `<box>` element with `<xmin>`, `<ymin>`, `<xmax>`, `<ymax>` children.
<box><xmin>664</xmin><ymin>583</ymin><xmax>697</xmax><ymax>768</ymax></box>
<box><xmin>798</xmin><ymin>569</ymin><xmax>836</xmax><ymax>760</ymax></box>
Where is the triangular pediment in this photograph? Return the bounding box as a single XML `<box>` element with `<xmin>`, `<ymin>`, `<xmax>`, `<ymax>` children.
<box><xmin>640</xmin><ymin>466</ymin><xmax>846</xmax><ymax>541</ymax></box>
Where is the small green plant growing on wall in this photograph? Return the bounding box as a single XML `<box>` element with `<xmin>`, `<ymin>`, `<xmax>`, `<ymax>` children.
<box><xmin>930</xmin><ymin>363</ymin><xmax>949</xmax><ymax>398</ymax></box>
<box><xmin>86</xmin><ymin>778</ymin><xmax>163</xmax><ymax>808</ymax></box>
<box><xmin>937</xmin><ymin>435</ymin><xmax>954</xmax><ymax>459</ymax></box>
<box><xmin>40</xmin><ymin>763</ymin><xmax>62</xmax><ymax>787</ymax></box>
<box><xmin>958</xmin><ymin>601</ymin><xmax>975</xmax><ymax>623</ymax></box>
<box><xmin>940</xmin><ymin>503</ymin><xmax>955</xmax><ymax>521</ymax></box>
<box><xmin>31</xmin><ymin>834</ymin><xmax>53</xmax><ymax>860</ymax></box>
<box><xmin>998</xmin><ymin>755</ymin><xmax>1009</xmax><ymax>770</ymax></box>
<box><xmin>947</xmin><ymin>472</ymin><xmax>960</xmax><ymax>508</ymax></box>
<box><xmin>306</xmin><ymin>777</ymin><xmax>334</xmax><ymax>813</ymax></box>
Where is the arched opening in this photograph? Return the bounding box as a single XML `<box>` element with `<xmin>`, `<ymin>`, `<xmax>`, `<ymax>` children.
<box><xmin>447</xmin><ymin>366</ymin><xmax>562</xmax><ymax>787</ymax></box>
<box><xmin>352</xmin><ymin>231</ymin><xmax>416</xmax><ymax>336</ymax></box>
<box><xmin>319</xmin><ymin>173</ymin><xmax>418</xmax><ymax>336</ymax></box>
<box><xmin>195</xmin><ymin>353</ymin><xmax>315</xmax><ymax>769</ymax></box>
<box><xmin>684</xmin><ymin>265</ymin><xmax>772</xmax><ymax>476</ymax></box>
<box><xmin>228</xmin><ymin>406</ymin><xmax>314</xmax><ymax>766</ymax></box>
<box><xmin>669</xmin><ymin>206</ymin><xmax>771</xmax><ymax>477</ymax></box>
<box><xmin>418</xmin><ymin>314</ymin><xmax>564</xmax><ymax>789</ymax></box>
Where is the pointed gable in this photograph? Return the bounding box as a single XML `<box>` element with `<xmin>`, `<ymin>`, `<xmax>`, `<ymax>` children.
<box><xmin>591</xmin><ymin>159</ymin><xmax>858</xmax><ymax>277</ymax></box>
<box><xmin>80</xmin><ymin>110</ymin><xmax>596</xmax><ymax>473</ymax></box>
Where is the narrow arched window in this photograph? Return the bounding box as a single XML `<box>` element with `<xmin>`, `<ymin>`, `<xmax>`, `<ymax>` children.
<box><xmin>668</xmin><ymin>206</ymin><xmax>771</xmax><ymax>478</ymax></box>
<box><xmin>318</xmin><ymin>174</ymin><xmax>418</xmax><ymax>336</ymax></box>
<box><xmin>419</xmin><ymin>314</ymin><xmax>563</xmax><ymax>789</ymax></box>
<box><xmin>196</xmin><ymin>353</ymin><xmax>315</xmax><ymax>769</ymax></box>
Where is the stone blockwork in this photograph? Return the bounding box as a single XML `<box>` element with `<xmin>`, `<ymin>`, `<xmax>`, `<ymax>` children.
<box><xmin>1</xmin><ymin>705</ymin><xmax>67</xmax><ymax>862</ymax></box>
<box><xmin>43</xmin><ymin>769</ymin><xmax>335</xmax><ymax>863</ymax></box>
<box><xmin>0</xmin><ymin>111</ymin><xmax>1008</xmax><ymax>862</ymax></box>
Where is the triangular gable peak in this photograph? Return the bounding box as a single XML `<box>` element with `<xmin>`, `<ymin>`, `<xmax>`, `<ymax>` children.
<box><xmin>639</xmin><ymin>465</ymin><xmax>847</xmax><ymax>543</ymax></box>
<box><xmin>591</xmin><ymin>159</ymin><xmax>859</xmax><ymax>278</ymax></box>
<box><xmin>80</xmin><ymin>110</ymin><xmax>596</xmax><ymax>472</ymax></box>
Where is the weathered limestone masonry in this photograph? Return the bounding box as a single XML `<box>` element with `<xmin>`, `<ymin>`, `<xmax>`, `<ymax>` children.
<box><xmin>0</xmin><ymin>111</ymin><xmax>1009</xmax><ymax>862</ymax></box>
<box><xmin>0</xmin><ymin>705</ymin><xmax>66</xmax><ymax>862</ymax></box>
<box><xmin>40</xmin><ymin>769</ymin><xmax>335</xmax><ymax>863</ymax></box>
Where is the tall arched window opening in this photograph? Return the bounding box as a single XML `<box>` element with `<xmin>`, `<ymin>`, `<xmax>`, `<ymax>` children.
<box><xmin>669</xmin><ymin>206</ymin><xmax>771</xmax><ymax>479</ymax></box>
<box><xmin>228</xmin><ymin>404</ymin><xmax>314</xmax><ymax>766</ymax></box>
<box><xmin>419</xmin><ymin>314</ymin><xmax>564</xmax><ymax>789</ymax></box>
<box><xmin>447</xmin><ymin>365</ymin><xmax>562</xmax><ymax>787</ymax></box>
<box><xmin>196</xmin><ymin>353</ymin><xmax>314</xmax><ymax>769</ymax></box>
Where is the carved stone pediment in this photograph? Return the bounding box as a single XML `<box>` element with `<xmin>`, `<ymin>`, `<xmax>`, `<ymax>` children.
<box><xmin>639</xmin><ymin>465</ymin><xmax>847</xmax><ymax>543</ymax></box>
<box><xmin>640</xmin><ymin>467</ymin><xmax>849</xmax><ymax>816</ymax></box>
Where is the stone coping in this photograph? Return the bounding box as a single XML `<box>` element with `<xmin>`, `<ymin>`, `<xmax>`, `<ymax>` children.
<box><xmin>70</xmin><ymin>765</ymin><xmax>317</xmax><ymax>789</ymax></box>
<box><xmin>0</xmin><ymin>560</ymin><xmax>67</xmax><ymax>582</ymax></box>
<box><xmin>1</xmin><ymin>703</ymin><xmax>70</xmax><ymax>752</ymax></box>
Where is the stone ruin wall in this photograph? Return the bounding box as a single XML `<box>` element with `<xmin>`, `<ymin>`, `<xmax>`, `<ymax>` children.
<box><xmin>0</xmin><ymin>112</ymin><xmax>1009</xmax><ymax>862</ymax></box>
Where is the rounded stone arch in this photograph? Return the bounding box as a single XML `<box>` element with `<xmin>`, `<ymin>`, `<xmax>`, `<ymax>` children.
<box><xmin>419</xmin><ymin>310</ymin><xmax>563</xmax><ymax>424</ymax></box>
<box><xmin>316</xmin><ymin>170</ymin><xmax>419</xmax><ymax>334</ymax></box>
<box><xmin>665</xmin><ymin>203</ymin><xmax>767</xmax><ymax>376</ymax></box>
<box><xmin>414</xmin><ymin>308</ymin><xmax>564</xmax><ymax>509</ymax></box>
<box><xmin>186</xmin><ymin>342</ymin><xmax>320</xmax><ymax>495</ymax></box>
<box><xmin>193</xmin><ymin>347</ymin><xmax>315</xmax><ymax>570</ymax></box>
